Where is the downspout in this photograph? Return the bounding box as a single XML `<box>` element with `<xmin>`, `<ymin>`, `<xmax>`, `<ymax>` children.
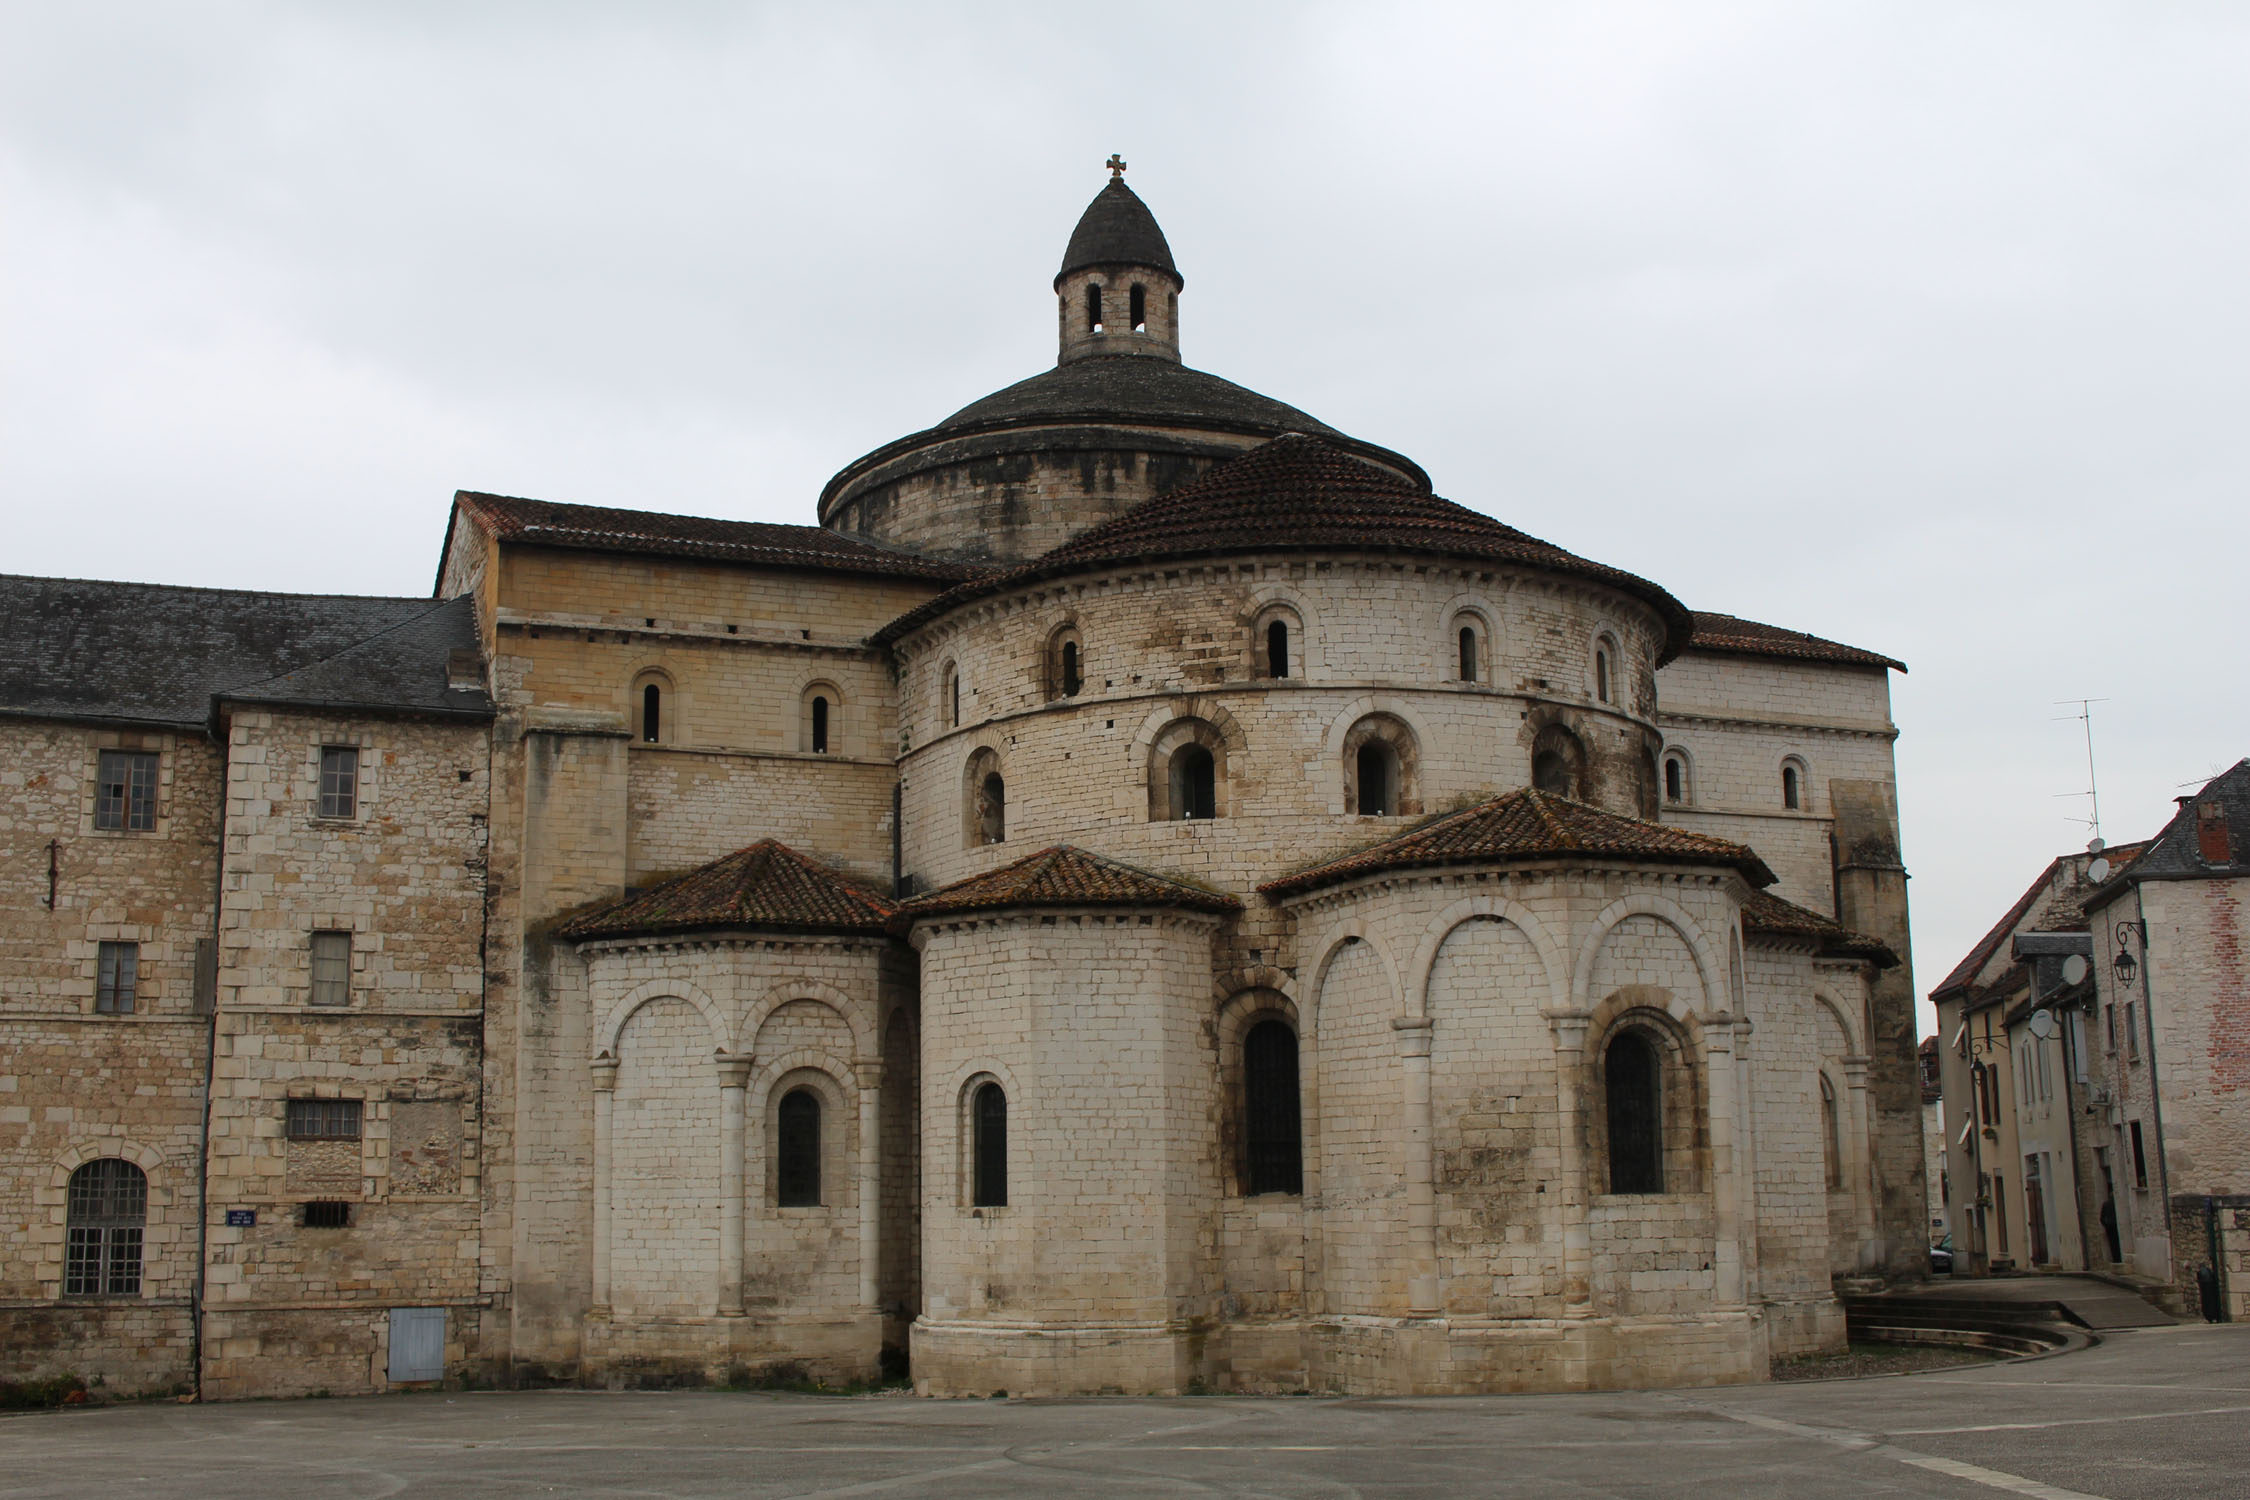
<box><xmin>2058</xmin><ymin>1001</ymin><xmax>2090</xmax><ymax>1270</ymax></box>
<box><xmin>190</xmin><ymin>712</ymin><xmax>229</xmax><ymax>1400</ymax></box>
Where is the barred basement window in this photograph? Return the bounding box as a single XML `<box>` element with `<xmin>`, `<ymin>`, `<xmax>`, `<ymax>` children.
<box><xmin>777</xmin><ymin>1088</ymin><xmax>822</xmax><ymax>1207</ymax></box>
<box><xmin>310</xmin><ymin>930</ymin><xmax>351</xmax><ymax>1007</ymax></box>
<box><xmin>1605</xmin><ymin>1030</ymin><xmax>1664</xmax><ymax>1194</ymax></box>
<box><xmin>97</xmin><ymin>941</ymin><xmax>138</xmax><ymax>1015</ymax></box>
<box><xmin>65</xmin><ymin>1159</ymin><xmax>146</xmax><ymax>1296</ymax></box>
<box><xmin>972</xmin><ymin>1082</ymin><xmax>1008</xmax><ymax>1207</ymax></box>
<box><xmin>286</xmin><ymin>1097</ymin><xmax>363</xmax><ymax>1141</ymax></box>
<box><xmin>1242</xmin><ymin>1019</ymin><xmax>1302</xmax><ymax>1195</ymax></box>
<box><xmin>318</xmin><ymin>745</ymin><xmax>359</xmax><ymax>818</ymax></box>
<box><xmin>301</xmin><ymin>1201</ymin><xmax>352</xmax><ymax>1229</ymax></box>
<box><xmin>95</xmin><ymin>749</ymin><xmax>158</xmax><ymax>831</ymax></box>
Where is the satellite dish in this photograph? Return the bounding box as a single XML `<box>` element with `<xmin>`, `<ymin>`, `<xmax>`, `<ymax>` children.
<box><xmin>2061</xmin><ymin>954</ymin><xmax>2090</xmax><ymax>986</ymax></box>
<box><xmin>2087</xmin><ymin>857</ymin><xmax>2111</xmax><ymax>883</ymax></box>
<box><xmin>2088</xmin><ymin>837</ymin><xmax>2106</xmax><ymax>855</ymax></box>
<box><xmin>2027</xmin><ymin>1010</ymin><xmax>2059</xmax><ymax>1040</ymax></box>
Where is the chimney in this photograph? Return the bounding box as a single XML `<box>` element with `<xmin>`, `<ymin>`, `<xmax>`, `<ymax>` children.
<box><xmin>2196</xmin><ymin>800</ymin><xmax>2231</xmax><ymax>865</ymax></box>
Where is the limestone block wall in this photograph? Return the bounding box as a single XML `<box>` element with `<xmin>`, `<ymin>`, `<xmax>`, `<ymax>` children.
<box><xmin>0</xmin><ymin>719</ymin><xmax>218</xmax><ymax>1393</ymax></box>
<box><xmin>2139</xmin><ymin>877</ymin><xmax>2250</xmax><ymax>1197</ymax></box>
<box><xmin>626</xmin><ymin>748</ymin><xmax>894</xmax><ymax>887</ymax></box>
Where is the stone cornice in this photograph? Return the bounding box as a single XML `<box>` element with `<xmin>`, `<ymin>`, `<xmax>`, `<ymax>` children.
<box><xmin>1658</xmin><ymin>708</ymin><xmax>1897</xmax><ymax>741</ymax></box>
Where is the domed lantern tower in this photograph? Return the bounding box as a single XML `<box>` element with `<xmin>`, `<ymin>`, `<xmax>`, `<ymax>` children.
<box><xmin>1055</xmin><ymin>157</ymin><xmax>1184</xmax><ymax>365</ymax></box>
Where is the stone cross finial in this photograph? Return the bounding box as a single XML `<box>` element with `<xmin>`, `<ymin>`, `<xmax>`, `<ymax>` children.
<box><xmin>1106</xmin><ymin>153</ymin><xmax>1127</xmax><ymax>180</ymax></box>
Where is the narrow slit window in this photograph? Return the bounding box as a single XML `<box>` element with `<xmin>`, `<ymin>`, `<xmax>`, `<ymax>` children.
<box><xmin>95</xmin><ymin>750</ymin><xmax>159</xmax><ymax>832</ymax></box>
<box><xmin>1129</xmin><ymin>283</ymin><xmax>1146</xmax><ymax>330</ymax></box>
<box><xmin>1085</xmin><ymin>283</ymin><xmax>1103</xmax><ymax>333</ymax></box>
<box><xmin>1266</xmin><ymin>620</ymin><xmax>1290</xmax><ymax>679</ymax></box>
<box><xmin>318</xmin><ymin>745</ymin><xmax>359</xmax><ymax>818</ymax></box>
<box><xmin>1605</xmin><ymin>1030</ymin><xmax>1663</xmax><ymax>1193</ymax></box>
<box><xmin>1820</xmin><ymin>1074</ymin><xmax>1842</xmax><ymax>1188</ymax></box>
<box><xmin>96</xmin><ymin>941</ymin><xmax>138</xmax><ymax>1015</ymax></box>
<box><xmin>811</xmin><ymin>695</ymin><xmax>830</xmax><ymax>754</ymax></box>
<box><xmin>65</xmin><ymin>1159</ymin><xmax>146</xmax><ymax>1296</ymax></box>
<box><xmin>978</xmin><ymin>772</ymin><xmax>1006</xmax><ymax>845</ymax></box>
<box><xmin>1596</xmin><ymin>648</ymin><xmax>1612</xmax><ymax>704</ymax></box>
<box><xmin>1458</xmin><ymin>626</ymin><xmax>1478</xmax><ymax>683</ymax></box>
<box><xmin>1664</xmin><ymin>755</ymin><xmax>1685</xmax><ymax>804</ymax></box>
<box><xmin>2129</xmin><ymin>1120</ymin><xmax>2147</xmax><ymax>1188</ymax></box>
<box><xmin>1242</xmin><ymin>1020</ymin><xmax>1302</xmax><ymax>1195</ymax></box>
<box><xmin>642</xmin><ymin>683</ymin><xmax>661</xmax><ymax>744</ymax></box>
<box><xmin>972</xmin><ymin>1082</ymin><xmax>1008</xmax><ymax>1207</ymax></box>
<box><xmin>777</xmin><ymin>1088</ymin><xmax>822</xmax><ymax>1206</ymax></box>
<box><xmin>1060</xmin><ymin>641</ymin><xmax>1082</xmax><ymax>697</ymax></box>
<box><xmin>946</xmin><ymin>667</ymin><xmax>961</xmax><ymax>728</ymax></box>
<box><xmin>1782</xmin><ymin>764</ymin><xmax>1801</xmax><ymax>810</ymax></box>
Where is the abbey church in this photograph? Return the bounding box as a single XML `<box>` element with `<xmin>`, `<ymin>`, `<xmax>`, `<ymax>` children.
<box><xmin>0</xmin><ymin>171</ymin><xmax>1924</xmax><ymax>1399</ymax></box>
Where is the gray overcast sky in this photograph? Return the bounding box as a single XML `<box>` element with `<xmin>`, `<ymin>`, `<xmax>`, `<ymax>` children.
<box><xmin>5</xmin><ymin>2</ymin><xmax>2246</xmax><ymax>1021</ymax></box>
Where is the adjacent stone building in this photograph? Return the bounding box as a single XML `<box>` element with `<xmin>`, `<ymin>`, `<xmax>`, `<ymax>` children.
<box><xmin>2</xmin><ymin>169</ymin><xmax>1925</xmax><ymax>1398</ymax></box>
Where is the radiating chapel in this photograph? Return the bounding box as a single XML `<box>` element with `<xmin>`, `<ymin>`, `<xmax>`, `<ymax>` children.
<box><xmin>0</xmin><ymin>167</ymin><xmax>1924</xmax><ymax>1399</ymax></box>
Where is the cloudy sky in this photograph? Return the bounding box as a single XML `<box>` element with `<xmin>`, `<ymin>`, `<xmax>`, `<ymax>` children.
<box><xmin>5</xmin><ymin>2</ymin><xmax>2245</xmax><ymax>1019</ymax></box>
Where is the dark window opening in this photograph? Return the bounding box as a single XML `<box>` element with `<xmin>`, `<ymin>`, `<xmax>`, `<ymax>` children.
<box><xmin>2129</xmin><ymin>1120</ymin><xmax>2148</xmax><ymax>1189</ymax></box>
<box><xmin>811</xmin><ymin>695</ymin><xmax>830</xmax><ymax>754</ymax></box>
<box><xmin>1782</xmin><ymin>764</ymin><xmax>1801</xmax><ymax>810</ymax></box>
<box><xmin>1533</xmin><ymin>749</ymin><xmax>1572</xmax><ymax>797</ymax></box>
<box><xmin>1355</xmin><ymin>743</ymin><xmax>1394</xmax><ymax>816</ymax></box>
<box><xmin>1060</xmin><ymin>640</ymin><xmax>1082</xmax><ymax>697</ymax></box>
<box><xmin>1664</xmin><ymin>756</ymin><xmax>1684</xmax><ymax>804</ymax></box>
<box><xmin>65</xmin><ymin>1159</ymin><xmax>145</xmax><ymax>1296</ymax></box>
<box><xmin>1129</xmin><ymin>283</ymin><xmax>1146</xmax><ymax>330</ymax></box>
<box><xmin>301</xmin><ymin>1201</ymin><xmax>351</xmax><ymax>1229</ymax></box>
<box><xmin>972</xmin><ymin>1082</ymin><xmax>1008</xmax><ymax>1207</ymax></box>
<box><xmin>977</xmin><ymin>771</ymin><xmax>1006</xmax><ymax>845</ymax></box>
<box><xmin>1458</xmin><ymin>626</ymin><xmax>1478</xmax><ymax>683</ymax></box>
<box><xmin>1605</xmin><ymin>1029</ymin><xmax>1663</xmax><ymax>1194</ymax></box>
<box><xmin>1595</xmin><ymin>649</ymin><xmax>1612</xmax><ymax>704</ymax></box>
<box><xmin>97</xmin><ymin>941</ymin><xmax>138</xmax><ymax>1015</ymax></box>
<box><xmin>777</xmin><ymin>1088</ymin><xmax>822</xmax><ymax>1206</ymax></box>
<box><xmin>1820</xmin><ymin>1074</ymin><xmax>1842</xmax><ymax>1188</ymax></box>
<box><xmin>1085</xmin><ymin>283</ymin><xmax>1103</xmax><ymax>332</ymax></box>
<box><xmin>1171</xmin><ymin>744</ymin><xmax>1217</xmax><ymax>820</ymax></box>
<box><xmin>1266</xmin><ymin>620</ymin><xmax>1290</xmax><ymax>679</ymax></box>
<box><xmin>642</xmin><ymin>683</ymin><xmax>661</xmax><ymax>744</ymax></box>
<box><xmin>947</xmin><ymin>671</ymin><xmax>960</xmax><ymax>727</ymax></box>
<box><xmin>1243</xmin><ymin>1019</ymin><xmax>1303</xmax><ymax>1195</ymax></box>
<box><xmin>286</xmin><ymin>1098</ymin><xmax>363</xmax><ymax>1141</ymax></box>
<box><xmin>95</xmin><ymin>750</ymin><xmax>158</xmax><ymax>831</ymax></box>
<box><xmin>318</xmin><ymin>745</ymin><xmax>359</xmax><ymax>818</ymax></box>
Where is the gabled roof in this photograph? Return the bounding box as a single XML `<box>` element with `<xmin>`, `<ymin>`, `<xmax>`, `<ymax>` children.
<box><xmin>1738</xmin><ymin>887</ymin><xmax>1898</xmax><ymax>969</ymax></box>
<box><xmin>1259</xmin><ymin>788</ymin><xmax>1775</xmax><ymax>900</ymax></box>
<box><xmin>1684</xmin><ymin>611</ymin><xmax>1905</xmax><ymax>673</ymax></box>
<box><xmin>1057</xmin><ymin>178</ymin><xmax>1179</xmax><ymax>283</ymax></box>
<box><xmin>875</xmin><ymin>436</ymin><xmax>1692</xmax><ymax>655</ymax></box>
<box><xmin>557</xmin><ymin>840</ymin><xmax>898</xmax><ymax>941</ymax></box>
<box><xmin>900</xmin><ymin>845</ymin><xmax>1241</xmax><ymax>920</ymax></box>
<box><xmin>451</xmin><ymin>491</ymin><xmax>979</xmax><ymax>583</ymax></box>
<box><xmin>1928</xmin><ymin>840</ymin><xmax>2151</xmax><ymax>1000</ymax></box>
<box><xmin>2087</xmin><ymin>760</ymin><xmax>2250</xmax><ymax>905</ymax></box>
<box><xmin>0</xmin><ymin>574</ymin><xmax>490</xmax><ymax>730</ymax></box>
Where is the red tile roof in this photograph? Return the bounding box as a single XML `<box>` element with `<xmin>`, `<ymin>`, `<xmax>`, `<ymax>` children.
<box><xmin>557</xmin><ymin>840</ymin><xmax>898</xmax><ymax>940</ymax></box>
<box><xmin>1685</xmin><ymin>611</ymin><xmax>1905</xmax><ymax>672</ymax></box>
<box><xmin>875</xmin><ymin>436</ymin><xmax>1692</xmax><ymax>656</ymax></box>
<box><xmin>1259</xmin><ymin>788</ymin><xmax>1776</xmax><ymax>899</ymax></box>
<box><xmin>1738</xmin><ymin>887</ymin><xmax>1898</xmax><ymax>968</ymax></box>
<box><xmin>900</xmin><ymin>845</ymin><xmax>1241</xmax><ymax>920</ymax></box>
<box><xmin>455</xmin><ymin>491</ymin><xmax>981</xmax><ymax>583</ymax></box>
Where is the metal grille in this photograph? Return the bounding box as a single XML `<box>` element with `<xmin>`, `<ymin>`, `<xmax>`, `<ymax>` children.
<box><xmin>776</xmin><ymin>1088</ymin><xmax>822</xmax><ymax>1206</ymax></box>
<box><xmin>65</xmin><ymin>1159</ymin><xmax>146</xmax><ymax>1296</ymax></box>
<box><xmin>1243</xmin><ymin>1020</ymin><xmax>1303</xmax><ymax>1196</ymax></box>
<box><xmin>95</xmin><ymin>750</ymin><xmax>158</xmax><ymax>831</ymax></box>
<box><xmin>97</xmin><ymin>941</ymin><xmax>138</xmax><ymax>1015</ymax></box>
<box><xmin>287</xmin><ymin>1097</ymin><xmax>363</xmax><ymax>1141</ymax></box>
<box><xmin>301</xmin><ymin>1200</ymin><xmax>352</xmax><ymax>1229</ymax></box>
<box><xmin>971</xmin><ymin>1083</ymin><xmax>1007</xmax><ymax>1207</ymax></box>
<box><xmin>318</xmin><ymin>746</ymin><xmax>359</xmax><ymax>818</ymax></box>
<box><xmin>310</xmin><ymin>930</ymin><xmax>351</xmax><ymax>1007</ymax></box>
<box><xmin>1604</xmin><ymin>1030</ymin><xmax>1664</xmax><ymax>1194</ymax></box>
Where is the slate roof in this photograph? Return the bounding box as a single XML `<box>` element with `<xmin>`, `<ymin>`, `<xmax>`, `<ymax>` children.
<box><xmin>450</xmin><ymin>492</ymin><xmax>978</xmax><ymax>583</ymax></box>
<box><xmin>876</xmin><ymin>435</ymin><xmax>1693</xmax><ymax>655</ymax></box>
<box><xmin>900</xmin><ymin>845</ymin><xmax>1241</xmax><ymax>920</ymax></box>
<box><xmin>0</xmin><ymin>574</ymin><xmax>491</xmax><ymax>730</ymax></box>
<box><xmin>1685</xmin><ymin>611</ymin><xmax>1905</xmax><ymax>673</ymax></box>
<box><xmin>2086</xmin><ymin>760</ymin><xmax>2250</xmax><ymax>906</ymax></box>
<box><xmin>1259</xmin><ymin>788</ymin><xmax>1776</xmax><ymax>899</ymax></box>
<box><xmin>1928</xmin><ymin>840</ymin><xmax>2152</xmax><ymax>1000</ymax></box>
<box><xmin>1058</xmin><ymin>178</ymin><xmax>1179</xmax><ymax>282</ymax></box>
<box><xmin>556</xmin><ymin>840</ymin><xmax>898</xmax><ymax>941</ymax></box>
<box><xmin>1737</xmin><ymin>887</ymin><xmax>1898</xmax><ymax>968</ymax></box>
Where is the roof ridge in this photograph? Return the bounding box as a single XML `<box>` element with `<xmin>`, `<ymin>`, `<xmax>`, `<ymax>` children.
<box><xmin>1525</xmin><ymin>788</ymin><xmax>1578</xmax><ymax>848</ymax></box>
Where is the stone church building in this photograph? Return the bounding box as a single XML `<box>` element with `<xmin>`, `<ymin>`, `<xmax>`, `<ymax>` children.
<box><xmin>1</xmin><ymin>172</ymin><xmax>1923</xmax><ymax>1399</ymax></box>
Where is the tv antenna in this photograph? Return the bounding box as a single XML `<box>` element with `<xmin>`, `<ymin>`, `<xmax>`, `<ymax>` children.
<box><xmin>2052</xmin><ymin>698</ymin><xmax>2108</xmax><ymax>843</ymax></box>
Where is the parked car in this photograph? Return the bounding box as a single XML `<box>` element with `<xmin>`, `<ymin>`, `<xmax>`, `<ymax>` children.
<box><xmin>1929</xmin><ymin>1235</ymin><xmax>1954</xmax><ymax>1275</ymax></box>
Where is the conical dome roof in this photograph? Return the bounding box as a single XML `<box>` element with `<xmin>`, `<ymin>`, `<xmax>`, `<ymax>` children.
<box><xmin>1058</xmin><ymin>179</ymin><xmax>1179</xmax><ymax>284</ymax></box>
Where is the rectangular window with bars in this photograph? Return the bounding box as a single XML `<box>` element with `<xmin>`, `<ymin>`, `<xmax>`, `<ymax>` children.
<box><xmin>310</xmin><ymin>930</ymin><xmax>351</xmax><ymax>1006</ymax></box>
<box><xmin>96</xmin><ymin>941</ymin><xmax>138</xmax><ymax>1015</ymax></box>
<box><xmin>94</xmin><ymin>750</ymin><xmax>159</xmax><ymax>831</ymax></box>
<box><xmin>300</xmin><ymin>1201</ymin><xmax>352</xmax><ymax>1228</ymax></box>
<box><xmin>318</xmin><ymin>745</ymin><xmax>359</xmax><ymax>819</ymax></box>
<box><xmin>286</xmin><ymin>1098</ymin><xmax>363</xmax><ymax>1141</ymax></box>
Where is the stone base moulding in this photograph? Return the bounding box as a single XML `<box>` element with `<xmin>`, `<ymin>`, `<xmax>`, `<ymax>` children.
<box><xmin>580</xmin><ymin>1309</ymin><xmax>882</xmax><ymax>1389</ymax></box>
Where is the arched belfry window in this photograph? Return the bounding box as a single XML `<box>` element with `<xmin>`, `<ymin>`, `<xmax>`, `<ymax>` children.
<box><xmin>1171</xmin><ymin>744</ymin><xmax>1216</xmax><ymax>820</ymax></box>
<box><xmin>972</xmin><ymin>1082</ymin><xmax>1008</xmax><ymax>1207</ymax></box>
<box><xmin>1356</xmin><ymin>742</ymin><xmax>1395</xmax><ymax>816</ymax></box>
<box><xmin>965</xmin><ymin>748</ymin><xmax>1006</xmax><ymax>847</ymax></box>
<box><xmin>1595</xmin><ymin>645</ymin><xmax>1614</xmax><ymax>704</ymax></box>
<box><xmin>1085</xmin><ymin>283</ymin><xmax>1103</xmax><ymax>333</ymax></box>
<box><xmin>1819</xmin><ymin>1074</ymin><xmax>1842</xmax><ymax>1190</ymax></box>
<box><xmin>1242</xmin><ymin>1019</ymin><xmax>1303</xmax><ymax>1195</ymax></box>
<box><xmin>1459</xmin><ymin>627</ymin><xmax>1479</xmax><ymax>683</ymax></box>
<box><xmin>943</xmin><ymin>662</ymin><xmax>961</xmax><ymax>728</ymax></box>
<box><xmin>1605</xmin><ymin>1030</ymin><xmax>1664</xmax><ymax>1194</ymax></box>
<box><xmin>66</xmin><ymin>1158</ymin><xmax>147</xmax><ymax>1296</ymax></box>
<box><xmin>642</xmin><ymin>683</ymin><xmax>661</xmax><ymax>744</ymax></box>
<box><xmin>1664</xmin><ymin>752</ymin><xmax>1688</xmax><ymax>805</ymax></box>
<box><xmin>811</xmin><ymin>695</ymin><xmax>829</xmax><ymax>753</ymax></box>
<box><xmin>1267</xmin><ymin>620</ymin><xmax>1290</xmax><ymax>679</ymax></box>
<box><xmin>1531</xmin><ymin>723</ymin><xmax>1587</xmax><ymax>800</ymax></box>
<box><xmin>1129</xmin><ymin>283</ymin><xmax>1146</xmax><ymax>331</ymax></box>
<box><xmin>1782</xmin><ymin>757</ymin><xmax>1807</xmax><ymax>811</ymax></box>
<box><xmin>1150</xmin><ymin>718</ymin><xmax>1225</xmax><ymax>822</ymax></box>
<box><xmin>1251</xmin><ymin>604</ymin><xmax>1303</xmax><ymax>681</ymax></box>
<box><xmin>777</xmin><ymin>1088</ymin><xmax>822</xmax><ymax>1206</ymax></box>
<box><xmin>1343</xmin><ymin>714</ymin><xmax>1417</xmax><ymax>817</ymax></box>
<box><xmin>1061</xmin><ymin>640</ymin><xmax>1081</xmax><ymax>696</ymax></box>
<box><xmin>1046</xmin><ymin>625</ymin><xmax>1084</xmax><ymax>701</ymax></box>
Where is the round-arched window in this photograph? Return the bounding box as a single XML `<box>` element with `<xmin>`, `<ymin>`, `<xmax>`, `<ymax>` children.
<box><xmin>1605</xmin><ymin>1030</ymin><xmax>1664</xmax><ymax>1194</ymax></box>
<box><xmin>66</xmin><ymin>1158</ymin><xmax>147</xmax><ymax>1296</ymax></box>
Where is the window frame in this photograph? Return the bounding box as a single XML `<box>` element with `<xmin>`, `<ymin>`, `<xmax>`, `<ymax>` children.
<box><xmin>1241</xmin><ymin>1018</ymin><xmax>1303</xmax><ymax>1196</ymax></box>
<box><xmin>96</xmin><ymin>940</ymin><xmax>139</xmax><ymax>1015</ymax></box>
<box><xmin>94</xmin><ymin>749</ymin><xmax>160</xmax><ymax>833</ymax></box>
<box><xmin>775</xmin><ymin>1087</ymin><xmax>823</xmax><ymax>1207</ymax></box>
<box><xmin>317</xmin><ymin>744</ymin><xmax>360</xmax><ymax>820</ymax></box>
<box><xmin>64</xmin><ymin>1159</ymin><xmax>147</xmax><ymax>1297</ymax></box>
<box><xmin>970</xmin><ymin>1081</ymin><xmax>1008</xmax><ymax>1208</ymax></box>
<box><xmin>1780</xmin><ymin>756</ymin><xmax>1809</xmax><ymax>812</ymax></box>
<box><xmin>286</xmin><ymin>1097</ymin><xmax>365</xmax><ymax>1142</ymax></box>
<box><xmin>309</xmin><ymin>929</ymin><xmax>353</xmax><ymax>1008</ymax></box>
<box><xmin>1603</xmin><ymin>1027</ymin><xmax>1666</xmax><ymax>1195</ymax></box>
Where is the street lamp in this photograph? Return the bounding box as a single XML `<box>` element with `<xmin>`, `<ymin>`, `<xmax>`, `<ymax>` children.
<box><xmin>2113</xmin><ymin>920</ymin><xmax>2145</xmax><ymax>988</ymax></box>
